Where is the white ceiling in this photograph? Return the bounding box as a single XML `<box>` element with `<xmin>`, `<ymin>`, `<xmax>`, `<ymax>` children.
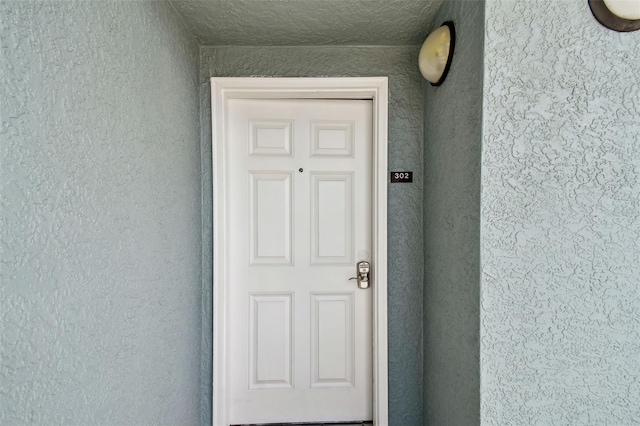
<box><xmin>170</xmin><ymin>0</ymin><xmax>445</xmax><ymax>46</ymax></box>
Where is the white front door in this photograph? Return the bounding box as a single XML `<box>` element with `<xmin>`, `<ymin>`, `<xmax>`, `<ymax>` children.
<box><xmin>226</xmin><ymin>98</ymin><xmax>373</xmax><ymax>424</ymax></box>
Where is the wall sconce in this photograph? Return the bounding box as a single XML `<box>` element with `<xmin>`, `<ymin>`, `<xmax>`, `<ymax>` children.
<box><xmin>418</xmin><ymin>21</ymin><xmax>455</xmax><ymax>86</ymax></box>
<box><xmin>589</xmin><ymin>0</ymin><xmax>640</xmax><ymax>32</ymax></box>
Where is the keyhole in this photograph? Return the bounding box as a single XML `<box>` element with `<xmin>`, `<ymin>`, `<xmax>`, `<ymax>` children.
<box><xmin>299</xmin><ymin>168</ymin><xmax>303</xmax><ymax>173</ymax></box>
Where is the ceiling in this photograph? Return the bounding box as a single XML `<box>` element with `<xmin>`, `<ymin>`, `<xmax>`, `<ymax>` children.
<box><xmin>170</xmin><ymin>0</ymin><xmax>445</xmax><ymax>46</ymax></box>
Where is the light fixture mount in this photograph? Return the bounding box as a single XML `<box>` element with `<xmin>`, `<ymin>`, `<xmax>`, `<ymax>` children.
<box><xmin>419</xmin><ymin>21</ymin><xmax>456</xmax><ymax>86</ymax></box>
<box><xmin>589</xmin><ymin>0</ymin><xmax>640</xmax><ymax>32</ymax></box>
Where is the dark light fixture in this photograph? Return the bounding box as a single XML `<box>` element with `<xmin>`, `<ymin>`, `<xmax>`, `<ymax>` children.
<box><xmin>418</xmin><ymin>21</ymin><xmax>455</xmax><ymax>86</ymax></box>
<box><xmin>589</xmin><ymin>0</ymin><xmax>640</xmax><ymax>32</ymax></box>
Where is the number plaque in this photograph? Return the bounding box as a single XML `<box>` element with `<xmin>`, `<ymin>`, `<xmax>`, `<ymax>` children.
<box><xmin>390</xmin><ymin>171</ymin><xmax>413</xmax><ymax>183</ymax></box>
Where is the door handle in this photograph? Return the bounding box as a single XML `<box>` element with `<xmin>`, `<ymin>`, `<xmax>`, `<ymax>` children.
<box><xmin>349</xmin><ymin>261</ymin><xmax>371</xmax><ymax>289</ymax></box>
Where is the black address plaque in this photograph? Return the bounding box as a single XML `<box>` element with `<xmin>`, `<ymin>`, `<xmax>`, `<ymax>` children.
<box><xmin>390</xmin><ymin>171</ymin><xmax>413</xmax><ymax>183</ymax></box>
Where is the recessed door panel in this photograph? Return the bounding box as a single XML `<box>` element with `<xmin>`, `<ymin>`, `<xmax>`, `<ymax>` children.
<box><xmin>311</xmin><ymin>293</ymin><xmax>355</xmax><ymax>388</ymax></box>
<box><xmin>249</xmin><ymin>172</ymin><xmax>293</xmax><ymax>265</ymax></box>
<box><xmin>311</xmin><ymin>121</ymin><xmax>354</xmax><ymax>157</ymax></box>
<box><xmin>250</xmin><ymin>119</ymin><xmax>293</xmax><ymax>156</ymax></box>
<box><xmin>249</xmin><ymin>293</ymin><xmax>293</xmax><ymax>389</ymax></box>
<box><xmin>311</xmin><ymin>173</ymin><xmax>354</xmax><ymax>265</ymax></box>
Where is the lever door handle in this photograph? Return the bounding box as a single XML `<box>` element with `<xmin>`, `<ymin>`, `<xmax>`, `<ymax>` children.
<box><xmin>349</xmin><ymin>261</ymin><xmax>371</xmax><ymax>289</ymax></box>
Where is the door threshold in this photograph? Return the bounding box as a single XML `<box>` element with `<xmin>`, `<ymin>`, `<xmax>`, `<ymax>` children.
<box><xmin>233</xmin><ymin>422</ymin><xmax>373</xmax><ymax>426</ymax></box>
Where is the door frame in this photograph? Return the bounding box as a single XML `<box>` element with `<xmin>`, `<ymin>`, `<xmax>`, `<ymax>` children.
<box><xmin>211</xmin><ymin>77</ymin><xmax>388</xmax><ymax>426</ymax></box>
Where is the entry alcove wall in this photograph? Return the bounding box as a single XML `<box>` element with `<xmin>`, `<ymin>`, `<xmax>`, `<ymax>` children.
<box><xmin>198</xmin><ymin>45</ymin><xmax>425</xmax><ymax>426</ymax></box>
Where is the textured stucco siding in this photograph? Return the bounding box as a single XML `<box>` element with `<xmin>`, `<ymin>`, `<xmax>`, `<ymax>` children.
<box><xmin>172</xmin><ymin>0</ymin><xmax>442</xmax><ymax>46</ymax></box>
<box><xmin>481</xmin><ymin>1</ymin><xmax>640</xmax><ymax>424</ymax></box>
<box><xmin>1</xmin><ymin>1</ymin><xmax>201</xmax><ymax>424</ymax></box>
<box><xmin>423</xmin><ymin>1</ymin><xmax>484</xmax><ymax>425</ymax></box>
<box><xmin>199</xmin><ymin>46</ymin><xmax>424</xmax><ymax>426</ymax></box>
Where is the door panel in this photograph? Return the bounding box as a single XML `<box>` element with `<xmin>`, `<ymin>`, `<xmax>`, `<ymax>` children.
<box><xmin>249</xmin><ymin>172</ymin><xmax>293</xmax><ymax>264</ymax></box>
<box><xmin>311</xmin><ymin>172</ymin><xmax>354</xmax><ymax>264</ymax></box>
<box><xmin>310</xmin><ymin>292</ymin><xmax>354</xmax><ymax>388</ymax></box>
<box><xmin>227</xmin><ymin>98</ymin><xmax>372</xmax><ymax>424</ymax></box>
<box><xmin>249</xmin><ymin>293</ymin><xmax>293</xmax><ymax>389</ymax></box>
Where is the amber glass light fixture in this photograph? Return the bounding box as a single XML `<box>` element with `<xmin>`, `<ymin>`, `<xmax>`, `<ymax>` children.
<box><xmin>418</xmin><ymin>21</ymin><xmax>455</xmax><ymax>86</ymax></box>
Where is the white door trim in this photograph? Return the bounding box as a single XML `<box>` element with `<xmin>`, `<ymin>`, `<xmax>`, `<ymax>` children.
<box><xmin>211</xmin><ymin>77</ymin><xmax>388</xmax><ymax>426</ymax></box>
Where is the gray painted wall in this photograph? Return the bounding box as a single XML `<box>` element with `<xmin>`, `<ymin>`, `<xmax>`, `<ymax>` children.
<box><xmin>171</xmin><ymin>0</ymin><xmax>442</xmax><ymax>46</ymax></box>
<box><xmin>199</xmin><ymin>46</ymin><xmax>425</xmax><ymax>426</ymax></box>
<box><xmin>7</xmin><ymin>0</ymin><xmax>635</xmax><ymax>424</ymax></box>
<box><xmin>423</xmin><ymin>2</ymin><xmax>484</xmax><ymax>425</ymax></box>
<box><xmin>481</xmin><ymin>0</ymin><xmax>640</xmax><ymax>424</ymax></box>
<box><xmin>1</xmin><ymin>1</ymin><xmax>202</xmax><ymax>424</ymax></box>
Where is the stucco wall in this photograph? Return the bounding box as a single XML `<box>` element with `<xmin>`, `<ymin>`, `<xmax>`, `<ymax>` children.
<box><xmin>1</xmin><ymin>1</ymin><xmax>201</xmax><ymax>424</ymax></box>
<box><xmin>199</xmin><ymin>46</ymin><xmax>424</xmax><ymax>426</ymax></box>
<box><xmin>423</xmin><ymin>2</ymin><xmax>484</xmax><ymax>425</ymax></box>
<box><xmin>481</xmin><ymin>1</ymin><xmax>640</xmax><ymax>424</ymax></box>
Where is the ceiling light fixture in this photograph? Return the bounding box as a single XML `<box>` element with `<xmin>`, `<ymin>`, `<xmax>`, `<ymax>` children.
<box><xmin>589</xmin><ymin>0</ymin><xmax>640</xmax><ymax>32</ymax></box>
<box><xmin>418</xmin><ymin>21</ymin><xmax>455</xmax><ymax>86</ymax></box>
